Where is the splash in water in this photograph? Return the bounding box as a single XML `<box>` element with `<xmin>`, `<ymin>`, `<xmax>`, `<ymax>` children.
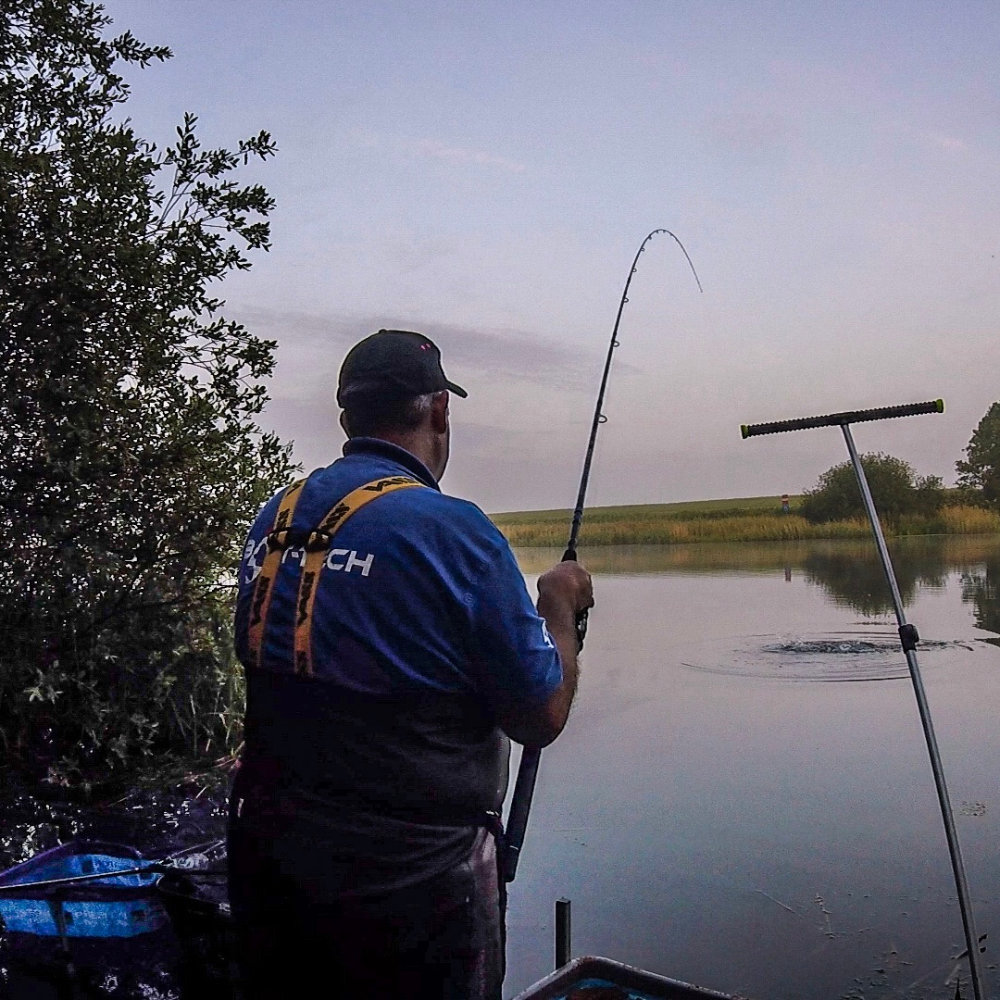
<box><xmin>679</xmin><ymin>631</ymin><xmax>978</xmax><ymax>683</ymax></box>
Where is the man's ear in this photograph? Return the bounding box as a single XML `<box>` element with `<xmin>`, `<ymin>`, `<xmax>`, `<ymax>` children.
<box><xmin>430</xmin><ymin>391</ymin><xmax>449</xmax><ymax>434</ymax></box>
<box><xmin>339</xmin><ymin>410</ymin><xmax>351</xmax><ymax>436</ymax></box>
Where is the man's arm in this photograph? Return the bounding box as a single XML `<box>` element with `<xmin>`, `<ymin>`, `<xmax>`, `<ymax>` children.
<box><xmin>495</xmin><ymin>560</ymin><xmax>593</xmax><ymax>748</ymax></box>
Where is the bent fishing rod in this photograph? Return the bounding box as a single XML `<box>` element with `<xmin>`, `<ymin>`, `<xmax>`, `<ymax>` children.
<box><xmin>502</xmin><ymin>229</ymin><xmax>702</xmax><ymax>883</ymax></box>
<box><xmin>742</xmin><ymin>398</ymin><xmax>986</xmax><ymax>1000</ymax></box>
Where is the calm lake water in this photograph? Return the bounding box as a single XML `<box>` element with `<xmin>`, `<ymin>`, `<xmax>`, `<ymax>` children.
<box><xmin>505</xmin><ymin>534</ymin><xmax>1000</xmax><ymax>1000</ymax></box>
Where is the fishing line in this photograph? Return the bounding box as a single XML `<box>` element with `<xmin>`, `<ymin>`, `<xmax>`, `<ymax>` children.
<box><xmin>502</xmin><ymin>229</ymin><xmax>703</xmax><ymax>884</ymax></box>
<box><xmin>0</xmin><ymin>839</ymin><xmax>225</xmax><ymax>894</ymax></box>
<box><xmin>742</xmin><ymin>398</ymin><xmax>987</xmax><ymax>1000</ymax></box>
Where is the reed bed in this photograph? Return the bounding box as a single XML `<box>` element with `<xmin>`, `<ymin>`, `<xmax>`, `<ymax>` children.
<box><xmin>492</xmin><ymin>502</ymin><xmax>1000</xmax><ymax>547</ymax></box>
<box><xmin>936</xmin><ymin>504</ymin><xmax>1000</xmax><ymax>534</ymax></box>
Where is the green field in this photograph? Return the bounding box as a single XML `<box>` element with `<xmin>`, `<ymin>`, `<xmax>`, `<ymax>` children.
<box><xmin>490</xmin><ymin>496</ymin><xmax>1000</xmax><ymax>546</ymax></box>
<box><xmin>493</xmin><ymin>495</ymin><xmax>793</xmax><ymax>524</ymax></box>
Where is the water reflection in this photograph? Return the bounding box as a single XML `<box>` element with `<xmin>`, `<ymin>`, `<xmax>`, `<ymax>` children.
<box><xmin>960</xmin><ymin>553</ymin><xmax>1000</xmax><ymax>647</ymax></box>
<box><xmin>516</xmin><ymin>534</ymin><xmax>1000</xmax><ymax>639</ymax></box>
<box><xmin>805</xmin><ymin>550</ymin><xmax>924</xmax><ymax>617</ymax></box>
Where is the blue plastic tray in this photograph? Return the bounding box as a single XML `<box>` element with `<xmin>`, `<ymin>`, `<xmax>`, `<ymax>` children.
<box><xmin>0</xmin><ymin>840</ymin><xmax>167</xmax><ymax>939</ymax></box>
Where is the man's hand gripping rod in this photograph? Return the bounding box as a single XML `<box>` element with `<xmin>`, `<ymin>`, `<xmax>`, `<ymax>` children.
<box><xmin>742</xmin><ymin>397</ymin><xmax>986</xmax><ymax>1000</ymax></box>
<box><xmin>502</xmin><ymin>230</ymin><xmax>701</xmax><ymax>884</ymax></box>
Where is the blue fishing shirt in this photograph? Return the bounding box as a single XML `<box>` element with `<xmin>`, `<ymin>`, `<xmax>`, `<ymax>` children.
<box><xmin>235</xmin><ymin>437</ymin><xmax>561</xmax><ymax>704</ymax></box>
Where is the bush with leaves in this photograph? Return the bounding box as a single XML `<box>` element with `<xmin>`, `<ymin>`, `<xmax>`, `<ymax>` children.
<box><xmin>956</xmin><ymin>402</ymin><xmax>1000</xmax><ymax>510</ymax></box>
<box><xmin>798</xmin><ymin>452</ymin><xmax>944</xmax><ymax>526</ymax></box>
<box><xmin>0</xmin><ymin>1</ymin><xmax>294</xmax><ymax>783</ymax></box>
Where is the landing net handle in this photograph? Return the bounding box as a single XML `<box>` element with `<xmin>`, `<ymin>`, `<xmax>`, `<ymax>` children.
<box><xmin>740</xmin><ymin>394</ymin><xmax>986</xmax><ymax>1000</ymax></box>
<box><xmin>741</xmin><ymin>399</ymin><xmax>943</xmax><ymax>439</ymax></box>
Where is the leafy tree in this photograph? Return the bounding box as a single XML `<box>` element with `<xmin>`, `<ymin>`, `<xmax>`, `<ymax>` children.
<box><xmin>0</xmin><ymin>1</ymin><xmax>293</xmax><ymax>781</ymax></box>
<box><xmin>956</xmin><ymin>402</ymin><xmax>1000</xmax><ymax>509</ymax></box>
<box><xmin>799</xmin><ymin>453</ymin><xmax>944</xmax><ymax>525</ymax></box>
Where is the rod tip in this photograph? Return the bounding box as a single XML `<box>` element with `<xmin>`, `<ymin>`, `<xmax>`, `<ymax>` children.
<box><xmin>935</xmin><ymin>398</ymin><xmax>945</xmax><ymax>413</ymax></box>
<box><xmin>740</xmin><ymin>424</ymin><xmax>750</xmax><ymax>439</ymax></box>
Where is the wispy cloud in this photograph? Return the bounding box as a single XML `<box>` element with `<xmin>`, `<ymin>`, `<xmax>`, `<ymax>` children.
<box><xmin>405</xmin><ymin>138</ymin><xmax>526</xmax><ymax>173</ymax></box>
<box><xmin>918</xmin><ymin>129</ymin><xmax>968</xmax><ymax>154</ymax></box>
<box><xmin>232</xmin><ymin>306</ymin><xmax>604</xmax><ymax>394</ymax></box>
<box><xmin>349</xmin><ymin>128</ymin><xmax>526</xmax><ymax>173</ymax></box>
<box><xmin>705</xmin><ymin>111</ymin><xmax>793</xmax><ymax>153</ymax></box>
<box><xmin>234</xmin><ymin>307</ymin><xmax>604</xmax><ymax>491</ymax></box>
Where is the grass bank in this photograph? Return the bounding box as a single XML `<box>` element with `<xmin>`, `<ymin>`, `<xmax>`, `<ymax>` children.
<box><xmin>490</xmin><ymin>497</ymin><xmax>1000</xmax><ymax>547</ymax></box>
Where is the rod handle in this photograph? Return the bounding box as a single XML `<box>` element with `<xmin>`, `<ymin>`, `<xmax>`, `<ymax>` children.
<box><xmin>741</xmin><ymin>398</ymin><xmax>943</xmax><ymax>438</ymax></box>
<box><xmin>503</xmin><ymin>746</ymin><xmax>541</xmax><ymax>882</ymax></box>
<box><xmin>562</xmin><ymin>547</ymin><xmax>587</xmax><ymax>651</ymax></box>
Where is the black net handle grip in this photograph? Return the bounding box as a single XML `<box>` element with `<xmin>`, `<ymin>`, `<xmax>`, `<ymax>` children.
<box><xmin>562</xmin><ymin>546</ymin><xmax>587</xmax><ymax>651</ymax></box>
<box><xmin>741</xmin><ymin>399</ymin><xmax>943</xmax><ymax>439</ymax></box>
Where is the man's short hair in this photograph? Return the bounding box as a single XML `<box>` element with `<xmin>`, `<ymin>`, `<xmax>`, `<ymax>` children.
<box><xmin>339</xmin><ymin>382</ymin><xmax>436</xmax><ymax>438</ymax></box>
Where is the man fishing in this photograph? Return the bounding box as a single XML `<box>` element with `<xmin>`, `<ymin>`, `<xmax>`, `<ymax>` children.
<box><xmin>228</xmin><ymin>329</ymin><xmax>594</xmax><ymax>1000</ymax></box>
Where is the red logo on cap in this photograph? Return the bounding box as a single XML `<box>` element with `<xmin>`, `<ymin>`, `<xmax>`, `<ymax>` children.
<box><xmin>420</xmin><ymin>343</ymin><xmax>430</xmax><ymax>350</ymax></box>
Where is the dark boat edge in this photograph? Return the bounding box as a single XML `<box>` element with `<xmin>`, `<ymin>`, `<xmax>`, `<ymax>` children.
<box><xmin>510</xmin><ymin>955</ymin><xmax>739</xmax><ymax>1000</ymax></box>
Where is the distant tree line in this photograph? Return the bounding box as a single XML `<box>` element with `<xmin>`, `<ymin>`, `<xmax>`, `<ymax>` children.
<box><xmin>799</xmin><ymin>403</ymin><xmax>1000</xmax><ymax>525</ymax></box>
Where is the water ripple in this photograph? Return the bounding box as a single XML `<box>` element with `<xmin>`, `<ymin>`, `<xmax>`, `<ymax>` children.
<box><xmin>679</xmin><ymin>631</ymin><xmax>979</xmax><ymax>683</ymax></box>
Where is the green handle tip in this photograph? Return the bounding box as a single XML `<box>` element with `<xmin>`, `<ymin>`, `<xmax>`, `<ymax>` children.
<box><xmin>935</xmin><ymin>398</ymin><xmax>944</xmax><ymax>413</ymax></box>
<box><xmin>740</xmin><ymin>424</ymin><xmax>749</xmax><ymax>439</ymax></box>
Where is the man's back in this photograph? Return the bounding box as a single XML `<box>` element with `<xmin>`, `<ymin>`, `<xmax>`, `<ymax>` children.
<box><xmin>232</xmin><ymin>436</ymin><xmax>560</xmax><ymax>895</ymax></box>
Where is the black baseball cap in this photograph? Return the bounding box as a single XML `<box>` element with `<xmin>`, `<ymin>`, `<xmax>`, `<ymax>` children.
<box><xmin>336</xmin><ymin>329</ymin><xmax>467</xmax><ymax>405</ymax></box>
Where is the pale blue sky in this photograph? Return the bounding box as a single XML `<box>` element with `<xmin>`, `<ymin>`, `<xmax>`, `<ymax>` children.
<box><xmin>103</xmin><ymin>0</ymin><xmax>999</xmax><ymax>512</ymax></box>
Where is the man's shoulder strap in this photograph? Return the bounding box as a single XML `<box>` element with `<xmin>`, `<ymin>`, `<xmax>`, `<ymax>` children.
<box><xmin>246</xmin><ymin>477</ymin><xmax>308</xmax><ymax>670</ymax></box>
<box><xmin>246</xmin><ymin>474</ymin><xmax>426</xmax><ymax>673</ymax></box>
